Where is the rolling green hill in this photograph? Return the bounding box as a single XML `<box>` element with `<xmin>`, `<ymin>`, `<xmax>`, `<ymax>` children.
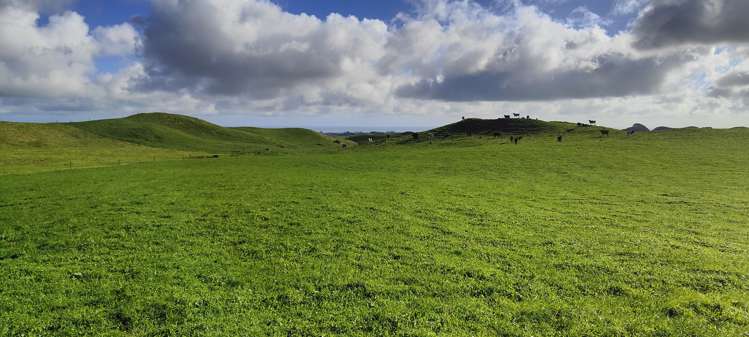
<box><xmin>74</xmin><ymin>112</ymin><xmax>339</xmax><ymax>153</ymax></box>
<box><xmin>347</xmin><ymin>118</ymin><xmax>608</xmax><ymax>145</ymax></box>
<box><xmin>431</xmin><ymin>118</ymin><xmax>570</xmax><ymax>136</ymax></box>
<box><xmin>0</xmin><ymin>113</ymin><xmax>345</xmax><ymax>174</ymax></box>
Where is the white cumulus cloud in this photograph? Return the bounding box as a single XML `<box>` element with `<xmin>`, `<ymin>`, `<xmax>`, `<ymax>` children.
<box><xmin>1</xmin><ymin>0</ymin><xmax>749</xmax><ymax>128</ymax></box>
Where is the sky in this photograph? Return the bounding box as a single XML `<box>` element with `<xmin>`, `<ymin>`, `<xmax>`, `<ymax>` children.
<box><xmin>1</xmin><ymin>0</ymin><xmax>749</xmax><ymax>130</ymax></box>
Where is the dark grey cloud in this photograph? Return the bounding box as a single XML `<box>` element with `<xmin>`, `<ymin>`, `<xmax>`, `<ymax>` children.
<box><xmin>397</xmin><ymin>54</ymin><xmax>684</xmax><ymax>101</ymax></box>
<box><xmin>139</xmin><ymin>0</ymin><xmax>380</xmax><ymax>98</ymax></box>
<box><xmin>716</xmin><ymin>72</ymin><xmax>749</xmax><ymax>88</ymax></box>
<box><xmin>633</xmin><ymin>0</ymin><xmax>749</xmax><ymax>49</ymax></box>
<box><xmin>709</xmin><ymin>87</ymin><xmax>749</xmax><ymax>106</ymax></box>
<box><xmin>709</xmin><ymin>71</ymin><xmax>749</xmax><ymax>102</ymax></box>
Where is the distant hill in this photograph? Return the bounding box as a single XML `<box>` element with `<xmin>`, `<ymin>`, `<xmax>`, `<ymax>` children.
<box><xmin>71</xmin><ymin>112</ymin><xmax>339</xmax><ymax>153</ymax></box>
<box><xmin>346</xmin><ymin>118</ymin><xmax>611</xmax><ymax>144</ymax></box>
<box><xmin>624</xmin><ymin>123</ymin><xmax>650</xmax><ymax>133</ymax></box>
<box><xmin>430</xmin><ymin>118</ymin><xmax>567</xmax><ymax>136</ymax></box>
<box><xmin>0</xmin><ymin>112</ymin><xmax>340</xmax><ymax>153</ymax></box>
<box><xmin>0</xmin><ymin>113</ymin><xmax>347</xmax><ymax>173</ymax></box>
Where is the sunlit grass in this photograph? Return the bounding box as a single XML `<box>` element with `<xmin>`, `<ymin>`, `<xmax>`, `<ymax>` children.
<box><xmin>1</xmin><ymin>125</ymin><xmax>748</xmax><ymax>336</ymax></box>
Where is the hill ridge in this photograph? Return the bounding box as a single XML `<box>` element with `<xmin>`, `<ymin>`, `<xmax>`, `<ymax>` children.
<box><xmin>430</xmin><ymin>118</ymin><xmax>569</xmax><ymax>136</ymax></box>
<box><xmin>1</xmin><ymin>112</ymin><xmax>342</xmax><ymax>154</ymax></box>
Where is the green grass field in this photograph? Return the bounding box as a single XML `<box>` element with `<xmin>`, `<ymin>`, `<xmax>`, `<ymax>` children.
<box><xmin>1</xmin><ymin>115</ymin><xmax>748</xmax><ymax>336</ymax></box>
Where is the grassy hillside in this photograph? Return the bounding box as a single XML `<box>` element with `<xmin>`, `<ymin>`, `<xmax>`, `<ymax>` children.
<box><xmin>431</xmin><ymin>118</ymin><xmax>570</xmax><ymax>136</ymax></box>
<box><xmin>233</xmin><ymin>126</ymin><xmax>353</xmax><ymax>150</ymax></box>
<box><xmin>0</xmin><ymin>121</ymin><xmax>196</xmax><ymax>175</ymax></box>
<box><xmin>347</xmin><ymin>118</ymin><xmax>606</xmax><ymax>145</ymax></box>
<box><xmin>1</xmin><ymin>126</ymin><xmax>748</xmax><ymax>336</ymax></box>
<box><xmin>0</xmin><ymin>113</ymin><xmax>344</xmax><ymax>174</ymax></box>
<box><xmin>74</xmin><ymin>112</ymin><xmax>340</xmax><ymax>153</ymax></box>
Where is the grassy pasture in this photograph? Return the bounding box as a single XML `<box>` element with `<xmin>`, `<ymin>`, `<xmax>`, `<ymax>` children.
<box><xmin>1</xmin><ymin>118</ymin><xmax>748</xmax><ymax>336</ymax></box>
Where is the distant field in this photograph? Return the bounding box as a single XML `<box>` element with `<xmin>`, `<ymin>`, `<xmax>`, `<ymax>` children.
<box><xmin>1</xmin><ymin>117</ymin><xmax>748</xmax><ymax>336</ymax></box>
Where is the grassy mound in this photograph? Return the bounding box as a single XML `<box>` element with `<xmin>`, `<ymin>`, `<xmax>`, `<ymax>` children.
<box><xmin>431</xmin><ymin>118</ymin><xmax>571</xmax><ymax>136</ymax></box>
<box><xmin>347</xmin><ymin>118</ymin><xmax>604</xmax><ymax>145</ymax></box>
<box><xmin>74</xmin><ymin>112</ymin><xmax>337</xmax><ymax>153</ymax></box>
<box><xmin>0</xmin><ymin>113</ymin><xmax>343</xmax><ymax>174</ymax></box>
<box><xmin>233</xmin><ymin>126</ymin><xmax>350</xmax><ymax>149</ymax></box>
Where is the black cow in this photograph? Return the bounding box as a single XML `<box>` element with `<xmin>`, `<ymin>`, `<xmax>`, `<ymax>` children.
<box><xmin>600</xmin><ymin>130</ymin><xmax>610</xmax><ymax>137</ymax></box>
<box><xmin>589</xmin><ymin>120</ymin><xmax>597</xmax><ymax>125</ymax></box>
<box><xmin>557</xmin><ymin>135</ymin><xmax>563</xmax><ymax>142</ymax></box>
<box><xmin>513</xmin><ymin>113</ymin><xmax>521</xmax><ymax>118</ymax></box>
<box><xmin>504</xmin><ymin>115</ymin><xmax>511</xmax><ymax>119</ymax></box>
